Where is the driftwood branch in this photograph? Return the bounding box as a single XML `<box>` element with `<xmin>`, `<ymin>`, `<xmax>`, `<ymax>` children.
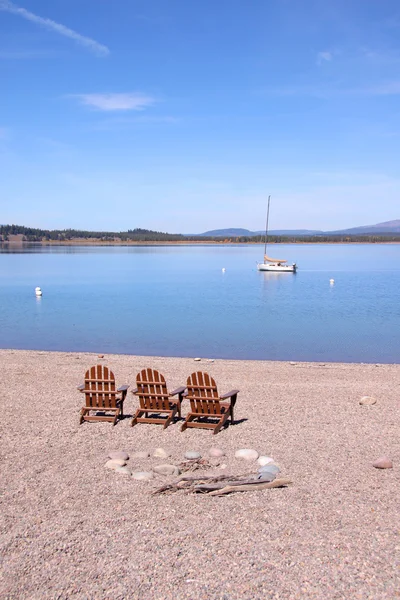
<box><xmin>152</xmin><ymin>473</ymin><xmax>292</xmax><ymax>496</ymax></box>
<box><xmin>207</xmin><ymin>478</ymin><xmax>292</xmax><ymax>496</ymax></box>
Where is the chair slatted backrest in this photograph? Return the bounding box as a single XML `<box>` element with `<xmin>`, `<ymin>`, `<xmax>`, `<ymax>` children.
<box><xmin>84</xmin><ymin>365</ymin><xmax>118</xmax><ymax>409</ymax></box>
<box><xmin>186</xmin><ymin>372</ymin><xmax>221</xmax><ymax>415</ymax></box>
<box><xmin>136</xmin><ymin>369</ymin><xmax>171</xmax><ymax>411</ymax></box>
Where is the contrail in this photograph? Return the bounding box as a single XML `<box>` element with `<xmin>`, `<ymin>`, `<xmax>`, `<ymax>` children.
<box><xmin>0</xmin><ymin>0</ymin><xmax>110</xmax><ymax>56</ymax></box>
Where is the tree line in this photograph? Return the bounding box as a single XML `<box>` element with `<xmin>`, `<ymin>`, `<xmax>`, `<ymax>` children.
<box><xmin>1</xmin><ymin>224</ymin><xmax>399</xmax><ymax>244</ymax></box>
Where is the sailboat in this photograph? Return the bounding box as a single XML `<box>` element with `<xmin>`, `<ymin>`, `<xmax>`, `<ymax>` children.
<box><xmin>257</xmin><ymin>196</ymin><xmax>297</xmax><ymax>273</ymax></box>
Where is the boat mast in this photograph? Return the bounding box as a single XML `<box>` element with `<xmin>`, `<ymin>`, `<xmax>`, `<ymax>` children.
<box><xmin>264</xmin><ymin>195</ymin><xmax>271</xmax><ymax>261</ymax></box>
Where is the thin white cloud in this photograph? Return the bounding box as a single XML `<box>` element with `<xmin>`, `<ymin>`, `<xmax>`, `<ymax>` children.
<box><xmin>365</xmin><ymin>81</ymin><xmax>400</xmax><ymax>95</ymax></box>
<box><xmin>92</xmin><ymin>115</ymin><xmax>178</xmax><ymax>130</ymax></box>
<box><xmin>268</xmin><ymin>80</ymin><xmax>400</xmax><ymax>98</ymax></box>
<box><xmin>0</xmin><ymin>49</ymin><xmax>51</xmax><ymax>59</ymax></box>
<box><xmin>73</xmin><ymin>93</ymin><xmax>156</xmax><ymax>111</ymax></box>
<box><xmin>0</xmin><ymin>0</ymin><xmax>109</xmax><ymax>57</ymax></box>
<box><xmin>317</xmin><ymin>51</ymin><xmax>332</xmax><ymax>65</ymax></box>
<box><xmin>360</xmin><ymin>47</ymin><xmax>400</xmax><ymax>65</ymax></box>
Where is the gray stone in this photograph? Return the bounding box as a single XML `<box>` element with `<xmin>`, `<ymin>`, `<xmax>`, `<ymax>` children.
<box><xmin>153</xmin><ymin>448</ymin><xmax>170</xmax><ymax>459</ymax></box>
<box><xmin>184</xmin><ymin>451</ymin><xmax>202</xmax><ymax>460</ymax></box>
<box><xmin>131</xmin><ymin>471</ymin><xmax>154</xmax><ymax>481</ymax></box>
<box><xmin>258</xmin><ymin>464</ymin><xmax>280</xmax><ymax>475</ymax></box>
<box><xmin>257</xmin><ymin>456</ymin><xmax>274</xmax><ymax>466</ymax></box>
<box><xmin>359</xmin><ymin>396</ymin><xmax>377</xmax><ymax>406</ymax></box>
<box><xmin>153</xmin><ymin>464</ymin><xmax>181</xmax><ymax>476</ymax></box>
<box><xmin>372</xmin><ymin>457</ymin><xmax>393</xmax><ymax>469</ymax></box>
<box><xmin>105</xmin><ymin>459</ymin><xmax>126</xmax><ymax>470</ymax></box>
<box><xmin>115</xmin><ymin>466</ymin><xmax>131</xmax><ymax>476</ymax></box>
<box><xmin>235</xmin><ymin>449</ymin><xmax>259</xmax><ymax>461</ymax></box>
<box><xmin>208</xmin><ymin>448</ymin><xmax>225</xmax><ymax>458</ymax></box>
<box><xmin>108</xmin><ymin>451</ymin><xmax>129</xmax><ymax>461</ymax></box>
<box><xmin>131</xmin><ymin>451</ymin><xmax>150</xmax><ymax>459</ymax></box>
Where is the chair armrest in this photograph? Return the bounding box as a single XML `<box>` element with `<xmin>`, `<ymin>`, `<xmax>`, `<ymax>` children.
<box><xmin>77</xmin><ymin>383</ymin><xmax>85</xmax><ymax>392</ymax></box>
<box><xmin>117</xmin><ymin>385</ymin><xmax>129</xmax><ymax>392</ymax></box>
<box><xmin>220</xmin><ymin>389</ymin><xmax>240</xmax><ymax>400</ymax></box>
<box><xmin>170</xmin><ymin>386</ymin><xmax>186</xmax><ymax>397</ymax></box>
<box><xmin>131</xmin><ymin>387</ymin><xmax>139</xmax><ymax>394</ymax></box>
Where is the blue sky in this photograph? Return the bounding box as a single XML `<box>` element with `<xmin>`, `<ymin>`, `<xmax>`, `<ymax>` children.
<box><xmin>1</xmin><ymin>0</ymin><xmax>399</xmax><ymax>232</ymax></box>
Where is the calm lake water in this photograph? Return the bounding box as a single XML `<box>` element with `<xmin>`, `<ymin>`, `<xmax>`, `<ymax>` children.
<box><xmin>0</xmin><ymin>244</ymin><xmax>399</xmax><ymax>363</ymax></box>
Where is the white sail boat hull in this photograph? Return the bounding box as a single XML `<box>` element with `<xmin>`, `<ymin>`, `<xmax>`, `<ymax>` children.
<box><xmin>257</xmin><ymin>262</ymin><xmax>297</xmax><ymax>272</ymax></box>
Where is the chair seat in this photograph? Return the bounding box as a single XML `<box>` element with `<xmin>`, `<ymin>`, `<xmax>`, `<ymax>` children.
<box><xmin>79</xmin><ymin>365</ymin><xmax>129</xmax><ymax>426</ymax></box>
<box><xmin>131</xmin><ymin>369</ymin><xmax>185</xmax><ymax>429</ymax></box>
<box><xmin>181</xmin><ymin>372</ymin><xmax>239</xmax><ymax>435</ymax></box>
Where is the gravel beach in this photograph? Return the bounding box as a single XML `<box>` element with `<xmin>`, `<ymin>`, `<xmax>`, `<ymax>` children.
<box><xmin>1</xmin><ymin>349</ymin><xmax>399</xmax><ymax>600</ymax></box>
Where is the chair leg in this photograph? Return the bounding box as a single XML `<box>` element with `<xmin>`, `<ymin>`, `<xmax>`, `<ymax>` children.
<box><xmin>181</xmin><ymin>414</ymin><xmax>195</xmax><ymax>432</ymax></box>
<box><xmin>213</xmin><ymin>412</ymin><xmax>230</xmax><ymax>435</ymax></box>
<box><xmin>79</xmin><ymin>408</ymin><xmax>86</xmax><ymax>425</ymax></box>
<box><xmin>131</xmin><ymin>409</ymin><xmax>141</xmax><ymax>427</ymax></box>
<box><xmin>177</xmin><ymin>399</ymin><xmax>182</xmax><ymax>419</ymax></box>
<box><xmin>163</xmin><ymin>411</ymin><xmax>174</xmax><ymax>429</ymax></box>
<box><xmin>113</xmin><ymin>408</ymin><xmax>120</xmax><ymax>426</ymax></box>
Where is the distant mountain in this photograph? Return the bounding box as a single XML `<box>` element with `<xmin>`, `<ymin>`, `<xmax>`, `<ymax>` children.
<box><xmin>327</xmin><ymin>220</ymin><xmax>400</xmax><ymax>235</ymax></box>
<box><xmin>195</xmin><ymin>228</ymin><xmax>322</xmax><ymax>237</ymax></box>
<box><xmin>193</xmin><ymin>220</ymin><xmax>400</xmax><ymax>237</ymax></box>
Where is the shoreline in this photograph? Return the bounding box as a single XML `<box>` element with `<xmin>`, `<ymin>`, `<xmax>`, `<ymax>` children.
<box><xmin>2</xmin><ymin>348</ymin><xmax>399</xmax><ymax>366</ymax></box>
<box><xmin>1</xmin><ymin>348</ymin><xmax>399</xmax><ymax>598</ymax></box>
<box><xmin>2</xmin><ymin>240</ymin><xmax>400</xmax><ymax>246</ymax></box>
<box><xmin>1</xmin><ymin>347</ymin><xmax>399</xmax><ymax>367</ymax></box>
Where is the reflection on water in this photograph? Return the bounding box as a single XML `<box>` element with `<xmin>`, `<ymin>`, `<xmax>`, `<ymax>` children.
<box><xmin>0</xmin><ymin>244</ymin><xmax>399</xmax><ymax>362</ymax></box>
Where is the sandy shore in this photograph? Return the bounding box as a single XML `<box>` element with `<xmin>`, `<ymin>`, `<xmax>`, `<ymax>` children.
<box><xmin>1</xmin><ymin>350</ymin><xmax>399</xmax><ymax>599</ymax></box>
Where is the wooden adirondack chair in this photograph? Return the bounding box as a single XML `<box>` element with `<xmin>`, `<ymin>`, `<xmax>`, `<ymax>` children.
<box><xmin>78</xmin><ymin>365</ymin><xmax>129</xmax><ymax>426</ymax></box>
<box><xmin>181</xmin><ymin>371</ymin><xmax>239</xmax><ymax>435</ymax></box>
<box><xmin>131</xmin><ymin>368</ymin><xmax>186</xmax><ymax>429</ymax></box>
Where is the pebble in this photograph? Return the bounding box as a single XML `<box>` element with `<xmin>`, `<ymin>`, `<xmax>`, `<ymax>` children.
<box><xmin>359</xmin><ymin>396</ymin><xmax>377</xmax><ymax>406</ymax></box>
<box><xmin>184</xmin><ymin>450</ymin><xmax>202</xmax><ymax>460</ymax></box>
<box><xmin>372</xmin><ymin>457</ymin><xmax>393</xmax><ymax>469</ymax></box>
<box><xmin>131</xmin><ymin>451</ymin><xmax>150</xmax><ymax>459</ymax></box>
<box><xmin>153</xmin><ymin>448</ymin><xmax>170</xmax><ymax>459</ymax></box>
<box><xmin>209</xmin><ymin>458</ymin><xmax>221</xmax><ymax>467</ymax></box>
<box><xmin>258</xmin><ymin>464</ymin><xmax>280</xmax><ymax>475</ymax></box>
<box><xmin>257</xmin><ymin>456</ymin><xmax>274</xmax><ymax>466</ymax></box>
<box><xmin>108</xmin><ymin>451</ymin><xmax>129</xmax><ymax>461</ymax></box>
<box><xmin>153</xmin><ymin>464</ymin><xmax>181</xmax><ymax>476</ymax></box>
<box><xmin>289</xmin><ymin>362</ymin><xmax>296</xmax><ymax>366</ymax></box>
<box><xmin>235</xmin><ymin>449</ymin><xmax>259</xmax><ymax>461</ymax></box>
<box><xmin>220</xmin><ymin>463</ymin><xmax>227</xmax><ymax>469</ymax></box>
<box><xmin>105</xmin><ymin>459</ymin><xmax>126</xmax><ymax>469</ymax></box>
<box><xmin>208</xmin><ymin>448</ymin><xmax>225</xmax><ymax>458</ymax></box>
<box><xmin>194</xmin><ymin>357</ymin><xmax>201</xmax><ymax>361</ymax></box>
<box><xmin>131</xmin><ymin>471</ymin><xmax>154</xmax><ymax>481</ymax></box>
<box><xmin>98</xmin><ymin>354</ymin><xmax>104</xmax><ymax>358</ymax></box>
<box><xmin>115</xmin><ymin>466</ymin><xmax>131</xmax><ymax>476</ymax></box>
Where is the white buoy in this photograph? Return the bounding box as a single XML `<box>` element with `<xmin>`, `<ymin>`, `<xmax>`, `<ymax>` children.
<box><xmin>329</xmin><ymin>278</ymin><xmax>334</xmax><ymax>285</ymax></box>
<box><xmin>35</xmin><ymin>287</ymin><xmax>42</xmax><ymax>296</ymax></box>
<box><xmin>222</xmin><ymin>268</ymin><xmax>226</xmax><ymax>273</ymax></box>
